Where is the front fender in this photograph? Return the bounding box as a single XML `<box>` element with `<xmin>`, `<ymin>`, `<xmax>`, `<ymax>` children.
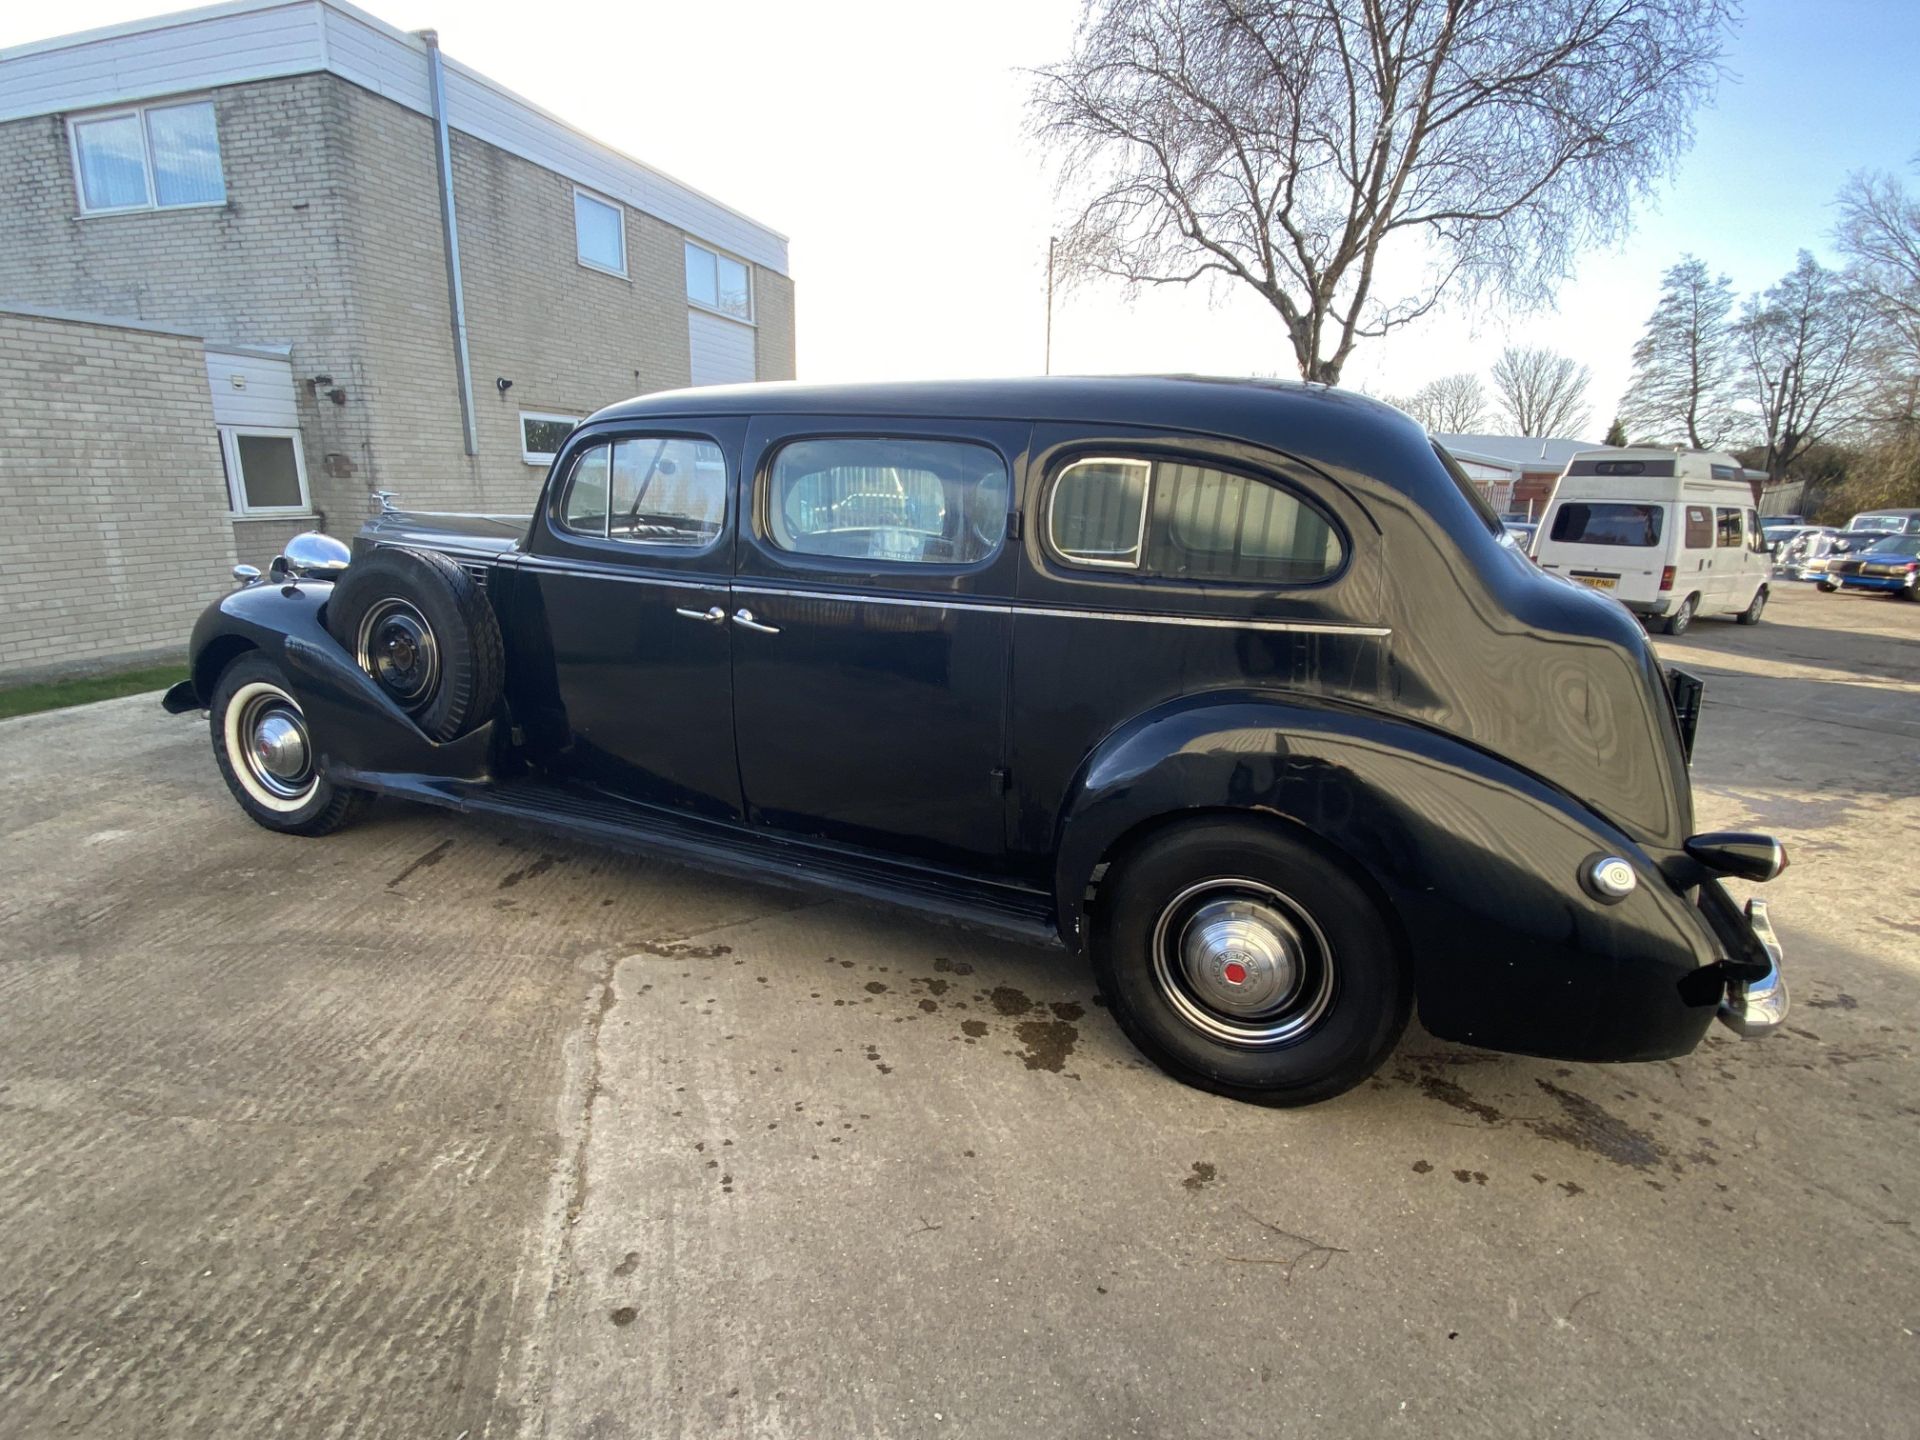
<box><xmin>178</xmin><ymin>581</ymin><xmax>495</xmax><ymax>782</ymax></box>
<box><xmin>1054</xmin><ymin>692</ymin><xmax>1724</xmax><ymax>1062</ymax></box>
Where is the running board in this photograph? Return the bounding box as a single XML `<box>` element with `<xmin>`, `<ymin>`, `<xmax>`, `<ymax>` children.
<box><xmin>341</xmin><ymin>769</ymin><xmax>1061</xmax><ymax>947</ymax></box>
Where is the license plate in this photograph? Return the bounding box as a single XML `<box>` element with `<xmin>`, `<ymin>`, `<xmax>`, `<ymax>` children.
<box><xmin>1572</xmin><ymin>573</ymin><xmax>1618</xmax><ymax>591</ymax></box>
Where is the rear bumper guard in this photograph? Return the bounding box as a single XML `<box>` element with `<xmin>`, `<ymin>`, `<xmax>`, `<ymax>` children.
<box><xmin>1717</xmin><ymin>897</ymin><xmax>1788</xmax><ymax>1037</ymax></box>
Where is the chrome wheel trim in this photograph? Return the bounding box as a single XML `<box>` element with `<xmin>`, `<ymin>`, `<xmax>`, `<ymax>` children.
<box><xmin>223</xmin><ymin>680</ymin><xmax>319</xmax><ymax>812</ymax></box>
<box><xmin>1149</xmin><ymin>879</ymin><xmax>1336</xmax><ymax>1048</ymax></box>
<box><xmin>356</xmin><ymin>598</ymin><xmax>440</xmax><ymax>709</ymax></box>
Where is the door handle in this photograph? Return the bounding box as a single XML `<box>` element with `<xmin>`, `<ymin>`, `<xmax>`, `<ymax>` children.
<box><xmin>675</xmin><ymin>605</ymin><xmax>726</xmax><ymax>625</ymax></box>
<box><xmin>731</xmin><ymin>608</ymin><xmax>780</xmax><ymax>635</ymax></box>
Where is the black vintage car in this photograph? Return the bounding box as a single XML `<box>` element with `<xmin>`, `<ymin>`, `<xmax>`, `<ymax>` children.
<box><xmin>165</xmin><ymin>378</ymin><xmax>1787</xmax><ymax>1105</ymax></box>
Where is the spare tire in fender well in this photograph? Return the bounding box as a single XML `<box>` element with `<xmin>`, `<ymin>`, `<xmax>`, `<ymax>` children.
<box><xmin>324</xmin><ymin>546</ymin><xmax>503</xmax><ymax>742</ymax></box>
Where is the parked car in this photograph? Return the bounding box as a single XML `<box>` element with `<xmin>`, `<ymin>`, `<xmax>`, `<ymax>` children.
<box><xmin>1826</xmin><ymin>533</ymin><xmax>1920</xmax><ymax>598</ymax></box>
<box><xmin>1530</xmin><ymin>448</ymin><xmax>1771</xmax><ymax>635</ymax></box>
<box><xmin>1774</xmin><ymin>526</ymin><xmax>1838</xmax><ymax>580</ymax></box>
<box><xmin>163</xmin><ymin>378</ymin><xmax>1787</xmax><ymax>1106</ymax></box>
<box><xmin>1845</xmin><ymin>508</ymin><xmax>1920</xmax><ymax>535</ymax></box>
<box><xmin>1761</xmin><ymin>517</ymin><xmax>1809</xmax><ymax>548</ymax></box>
<box><xmin>1816</xmin><ymin>530</ymin><xmax>1898</xmax><ymax>590</ymax></box>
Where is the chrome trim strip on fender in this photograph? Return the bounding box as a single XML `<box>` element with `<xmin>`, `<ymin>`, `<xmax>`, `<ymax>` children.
<box><xmin>729</xmin><ymin>583</ymin><xmax>1392</xmax><ymax>637</ymax></box>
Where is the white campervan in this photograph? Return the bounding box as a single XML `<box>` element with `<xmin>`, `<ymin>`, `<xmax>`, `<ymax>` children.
<box><xmin>1530</xmin><ymin>448</ymin><xmax>1770</xmax><ymax>635</ymax></box>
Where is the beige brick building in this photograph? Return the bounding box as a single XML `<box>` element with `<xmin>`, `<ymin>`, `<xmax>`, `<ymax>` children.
<box><xmin>0</xmin><ymin>0</ymin><xmax>793</xmax><ymax>676</ymax></box>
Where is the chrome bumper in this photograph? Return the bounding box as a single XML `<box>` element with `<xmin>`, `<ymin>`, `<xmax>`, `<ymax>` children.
<box><xmin>1717</xmin><ymin>898</ymin><xmax>1788</xmax><ymax>1036</ymax></box>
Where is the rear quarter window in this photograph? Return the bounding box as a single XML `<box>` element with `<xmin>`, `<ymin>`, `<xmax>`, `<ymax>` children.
<box><xmin>1048</xmin><ymin>456</ymin><xmax>1344</xmax><ymax>584</ymax></box>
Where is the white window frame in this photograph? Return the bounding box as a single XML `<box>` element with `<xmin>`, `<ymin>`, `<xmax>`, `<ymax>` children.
<box><xmin>1047</xmin><ymin>456</ymin><xmax>1153</xmax><ymax>569</ymax></box>
<box><xmin>573</xmin><ymin>187</ymin><xmax>627</xmax><ymax>277</ymax></box>
<box><xmin>521</xmin><ymin>411</ymin><xmax>581</xmax><ymax>467</ymax></box>
<box><xmin>69</xmin><ymin>97</ymin><xmax>226</xmax><ymax>217</ymax></box>
<box><xmin>219</xmin><ymin>427</ymin><xmax>311</xmax><ymax>517</ymax></box>
<box><xmin>684</xmin><ymin>239</ymin><xmax>755</xmax><ymax>324</ymax></box>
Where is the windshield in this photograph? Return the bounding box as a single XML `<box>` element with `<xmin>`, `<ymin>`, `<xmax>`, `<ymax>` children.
<box><xmin>1852</xmin><ymin>514</ymin><xmax>1918</xmax><ymax>532</ymax></box>
<box><xmin>1548</xmin><ymin>502</ymin><xmax>1664</xmax><ymax>547</ymax></box>
<box><xmin>1865</xmin><ymin>535</ymin><xmax>1920</xmax><ymax>557</ymax></box>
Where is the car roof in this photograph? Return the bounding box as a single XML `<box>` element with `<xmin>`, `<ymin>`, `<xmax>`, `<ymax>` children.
<box><xmin>584</xmin><ymin>376</ymin><xmax>1451</xmax><ymax>509</ymax></box>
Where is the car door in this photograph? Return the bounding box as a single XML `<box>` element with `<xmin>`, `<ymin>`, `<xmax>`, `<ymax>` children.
<box><xmin>1710</xmin><ymin>506</ymin><xmax>1746</xmax><ymax>610</ymax></box>
<box><xmin>1739</xmin><ymin>506</ymin><xmax>1769</xmax><ymax>604</ymax></box>
<box><xmin>1677</xmin><ymin>503</ymin><xmax>1714</xmax><ymax>601</ymax></box>
<box><xmin>516</xmin><ymin>420</ymin><xmax>746</xmax><ymax>820</ymax></box>
<box><xmin>729</xmin><ymin>416</ymin><xmax>1027</xmax><ymax>872</ymax></box>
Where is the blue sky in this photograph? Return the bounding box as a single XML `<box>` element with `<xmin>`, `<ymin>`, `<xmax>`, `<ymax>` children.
<box><xmin>11</xmin><ymin>0</ymin><xmax>1919</xmax><ymax>432</ymax></box>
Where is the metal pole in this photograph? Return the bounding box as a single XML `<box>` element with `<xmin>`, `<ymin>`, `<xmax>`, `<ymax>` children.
<box><xmin>422</xmin><ymin>30</ymin><xmax>478</xmax><ymax>457</ymax></box>
<box><xmin>1044</xmin><ymin>236</ymin><xmax>1055</xmax><ymax>375</ymax></box>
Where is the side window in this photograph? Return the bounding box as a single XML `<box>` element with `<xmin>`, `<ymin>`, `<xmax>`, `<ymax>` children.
<box><xmin>1715</xmin><ymin>507</ymin><xmax>1743</xmax><ymax>548</ymax></box>
<box><xmin>766</xmin><ymin>437</ymin><xmax>1009</xmax><ymax>565</ymax></box>
<box><xmin>1048</xmin><ymin>455</ymin><xmax>1343</xmax><ymax>585</ymax></box>
<box><xmin>561</xmin><ymin>444</ymin><xmax>611</xmax><ymax>535</ymax></box>
<box><xmin>1050</xmin><ymin>458</ymin><xmax>1150</xmax><ymax>567</ymax></box>
<box><xmin>609</xmin><ymin>437</ymin><xmax>726</xmax><ymax>547</ymax></box>
<box><xmin>1150</xmin><ymin>462</ymin><xmax>1339</xmax><ymax>582</ymax></box>
<box><xmin>558</xmin><ymin>437</ymin><xmax>726</xmax><ymax>546</ymax></box>
<box><xmin>1745</xmin><ymin>508</ymin><xmax>1765</xmax><ymax>551</ymax></box>
<box><xmin>1684</xmin><ymin>506</ymin><xmax>1712</xmax><ymax>549</ymax></box>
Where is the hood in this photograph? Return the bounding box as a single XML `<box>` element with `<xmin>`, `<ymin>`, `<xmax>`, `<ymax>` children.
<box><xmin>357</xmin><ymin>509</ymin><xmax>530</xmax><ymax>556</ymax></box>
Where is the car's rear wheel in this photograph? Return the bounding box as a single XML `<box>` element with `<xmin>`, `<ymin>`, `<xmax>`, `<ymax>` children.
<box><xmin>1816</xmin><ymin>578</ymin><xmax>1838</xmax><ymax>593</ymax></box>
<box><xmin>325</xmin><ymin>547</ymin><xmax>503</xmax><ymax>740</ymax></box>
<box><xmin>1736</xmin><ymin>584</ymin><xmax>1767</xmax><ymax>625</ymax></box>
<box><xmin>209</xmin><ymin>653</ymin><xmax>367</xmax><ymax>835</ymax></box>
<box><xmin>1661</xmin><ymin>593</ymin><xmax>1698</xmax><ymax>635</ymax></box>
<box><xmin>1091</xmin><ymin>819</ymin><xmax>1411</xmax><ymax>1106</ymax></box>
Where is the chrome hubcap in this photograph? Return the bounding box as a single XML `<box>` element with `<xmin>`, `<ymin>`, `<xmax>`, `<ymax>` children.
<box><xmin>1150</xmin><ymin>880</ymin><xmax>1335</xmax><ymax>1047</ymax></box>
<box><xmin>240</xmin><ymin>694</ymin><xmax>314</xmax><ymax>799</ymax></box>
<box><xmin>356</xmin><ymin>600</ymin><xmax>439</xmax><ymax>708</ymax></box>
<box><xmin>252</xmin><ymin>711</ymin><xmax>308</xmax><ymax>781</ymax></box>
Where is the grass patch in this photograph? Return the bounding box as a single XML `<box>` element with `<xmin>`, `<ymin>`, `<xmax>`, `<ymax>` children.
<box><xmin>0</xmin><ymin>662</ymin><xmax>188</xmax><ymax>721</ymax></box>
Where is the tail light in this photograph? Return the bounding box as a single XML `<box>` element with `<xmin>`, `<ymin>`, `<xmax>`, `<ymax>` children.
<box><xmin>1659</xmin><ymin>565</ymin><xmax>1675</xmax><ymax>592</ymax></box>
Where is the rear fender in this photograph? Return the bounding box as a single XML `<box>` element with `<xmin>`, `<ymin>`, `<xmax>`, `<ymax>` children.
<box><xmin>183</xmin><ymin>581</ymin><xmax>496</xmax><ymax>782</ymax></box>
<box><xmin>1053</xmin><ymin>692</ymin><xmax>1724</xmax><ymax>1061</ymax></box>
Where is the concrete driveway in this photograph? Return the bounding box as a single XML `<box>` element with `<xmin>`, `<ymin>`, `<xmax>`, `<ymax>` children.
<box><xmin>2</xmin><ymin>583</ymin><xmax>1915</xmax><ymax>1438</ymax></box>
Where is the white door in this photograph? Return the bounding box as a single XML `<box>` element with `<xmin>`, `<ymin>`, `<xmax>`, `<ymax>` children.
<box><xmin>1708</xmin><ymin>506</ymin><xmax>1748</xmax><ymax>611</ymax></box>
<box><xmin>1675</xmin><ymin>505</ymin><xmax>1715</xmax><ymax>608</ymax></box>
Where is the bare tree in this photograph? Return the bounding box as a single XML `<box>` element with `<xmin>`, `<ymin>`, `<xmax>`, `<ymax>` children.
<box><xmin>1737</xmin><ymin>252</ymin><xmax>1873</xmax><ymax>481</ymax></box>
<box><xmin>1835</xmin><ymin>162</ymin><xmax>1920</xmax><ymax>430</ymax></box>
<box><xmin>1491</xmin><ymin>346</ymin><xmax>1591</xmax><ymax>437</ymax></box>
<box><xmin>1390</xmin><ymin>372</ymin><xmax>1490</xmax><ymax>431</ymax></box>
<box><xmin>1028</xmin><ymin>0</ymin><xmax>1732</xmax><ymax>383</ymax></box>
<box><xmin>1619</xmin><ymin>255</ymin><xmax>1740</xmax><ymax>447</ymax></box>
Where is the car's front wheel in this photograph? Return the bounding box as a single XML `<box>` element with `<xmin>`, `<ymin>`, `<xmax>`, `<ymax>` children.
<box><xmin>209</xmin><ymin>653</ymin><xmax>368</xmax><ymax>836</ymax></box>
<box><xmin>1091</xmin><ymin>819</ymin><xmax>1411</xmax><ymax>1106</ymax></box>
<box><xmin>1736</xmin><ymin>585</ymin><xmax>1767</xmax><ymax>625</ymax></box>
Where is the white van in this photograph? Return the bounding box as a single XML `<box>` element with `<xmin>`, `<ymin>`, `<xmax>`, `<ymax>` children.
<box><xmin>1530</xmin><ymin>448</ymin><xmax>1770</xmax><ymax>635</ymax></box>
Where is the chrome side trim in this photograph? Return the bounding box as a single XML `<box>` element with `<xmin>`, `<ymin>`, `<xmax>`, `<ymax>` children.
<box><xmin>516</xmin><ymin>556</ymin><xmax>729</xmax><ymax>593</ymax></box>
<box><xmin>729</xmin><ymin>583</ymin><xmax>1391</xmax><ymax>637</ymax></box>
